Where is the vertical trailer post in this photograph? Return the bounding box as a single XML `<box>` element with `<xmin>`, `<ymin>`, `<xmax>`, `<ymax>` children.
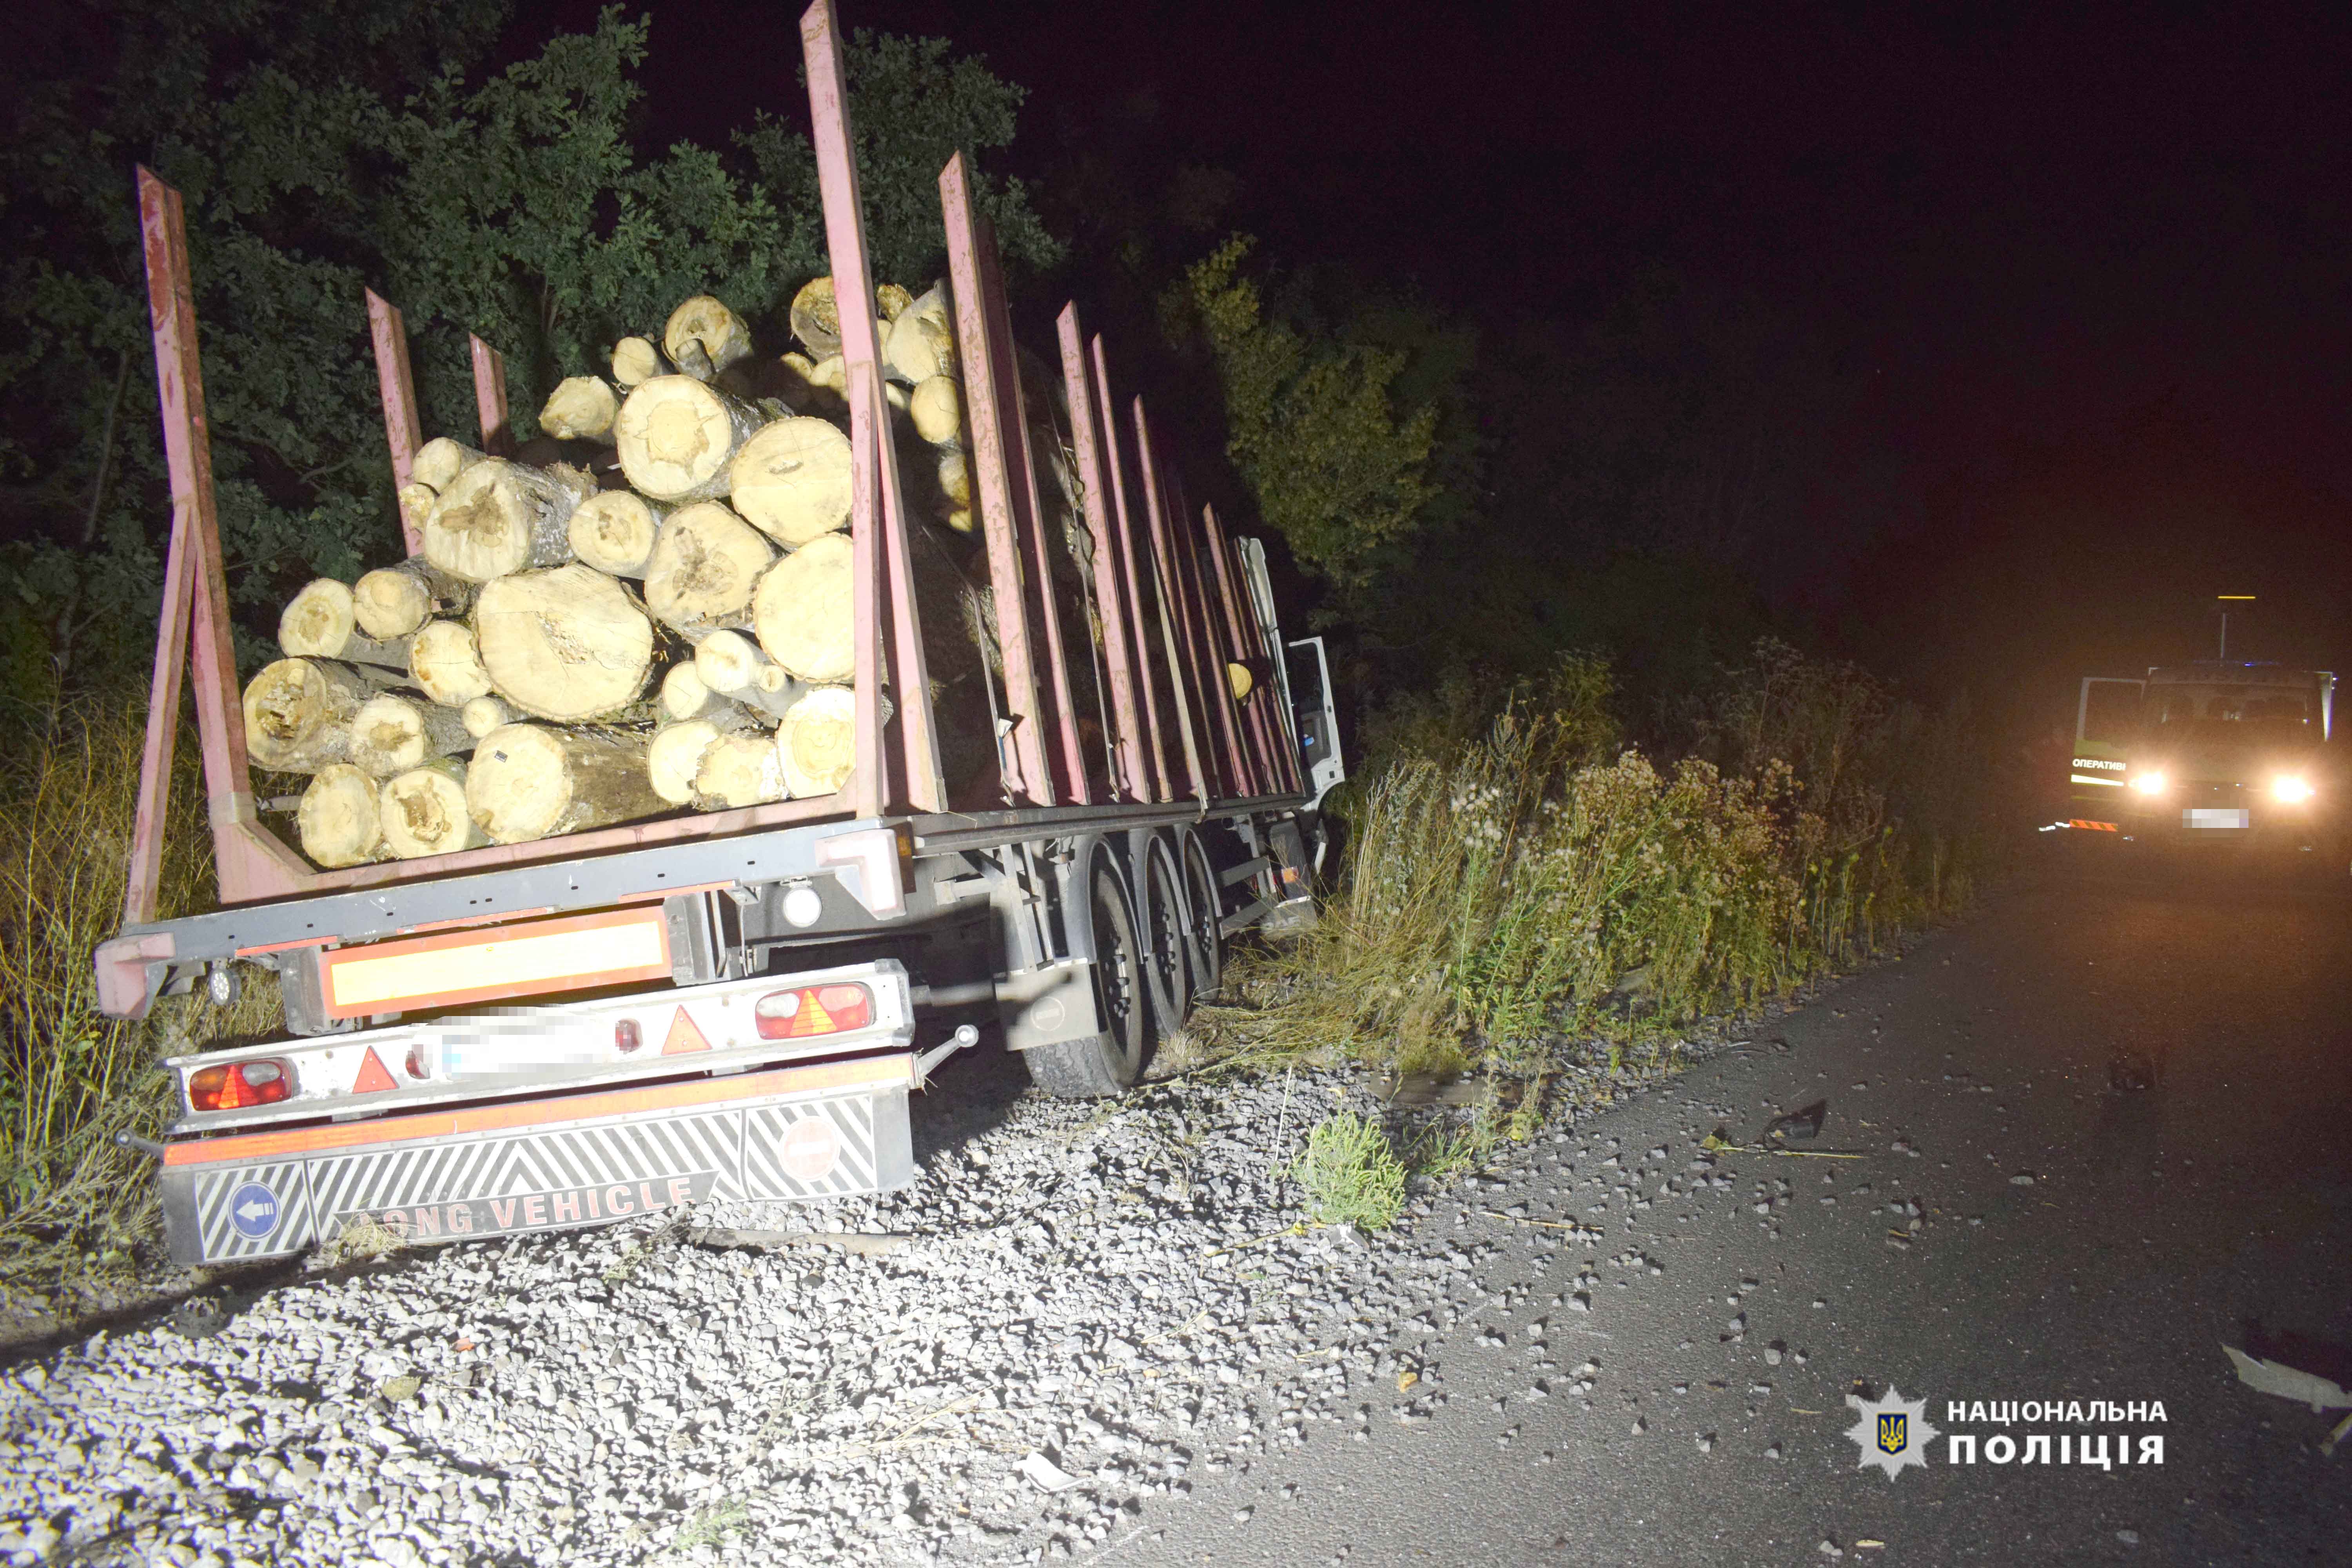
<box><xmin>802</xmin><ymin>0</ymin><xmax>945</xmax><ymax>813</ymax></box>
<box><xmin>1056</xmin><ymin>306</ymin><xmax>1148</xmax><ymax>800</ymax></box>
<box><xmin>365</xmin><ymin>290</ymin><xmax>426</xmax><ymax>552</ymax></box>
<box><xmin>941</xmin><ymin>155</ymin><xmax>1053</xmax><ymax>804</ymax></box>
<box><xmin>977</xmin><ymin>219</ymin><xmax>1090</xmax><ymax>804</ymax></box>
<box><xmin>127</xmin><ymin>169</ymin><xmax>308</xmax><ymax>918</ymax></box>
<box><xmin>1164</xmin><ymin>461</ymin><xmax>1252</xmax><ymax>796</ymax></box>
<box><xmin>1090</xmin><ymin>338</ymin><xmax>1172</xmax><ymax>800</ymax></box>
<box><xmin>468</xmin><ymin>336</ymin><xmax>512</xmax><ymax>456</ymax></box>
<box><xmin>1202</xmin><ymin>504</ymin><xmax>1288</xmax><ymax>795</ymax></box>
<box><xmin>1131</xmin><ymin>402</ymin><xmax>1212</xmax><ymax>801</ymax></box>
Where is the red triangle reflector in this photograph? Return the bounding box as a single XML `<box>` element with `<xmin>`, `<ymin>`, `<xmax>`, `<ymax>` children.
<box><xmin>662</xmin><ymin>1007</ymin><xmax>711</xmax><ymax>1054</ymax></box>
<box><xmin>352</xmin><ymin>1047</ymin><xmax>397</xmax><ymax>1094</ymax></box>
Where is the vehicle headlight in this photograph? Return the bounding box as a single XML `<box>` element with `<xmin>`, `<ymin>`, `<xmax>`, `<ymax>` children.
<box><xmin>2128</xmin><ymin>771</ymin><xmax>2167</xmax><ymax>795</ymax></box>
<box><xmin>2273</xmin><ymin>775</ymin><xmax>2314</xmax><ymax>803</ymax></box>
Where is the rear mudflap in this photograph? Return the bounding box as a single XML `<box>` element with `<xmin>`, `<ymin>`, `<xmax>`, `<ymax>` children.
<box><xmin>160</xmin><ymin>1054</ymin><xmax>915</xmax><ymax>1266</ymax></box>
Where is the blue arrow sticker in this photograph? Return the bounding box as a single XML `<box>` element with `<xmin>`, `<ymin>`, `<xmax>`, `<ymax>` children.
<box><xmin>228</xmin><ymin>1181</ymin><xmax>279</xmax><ymax>1241</ymax></box>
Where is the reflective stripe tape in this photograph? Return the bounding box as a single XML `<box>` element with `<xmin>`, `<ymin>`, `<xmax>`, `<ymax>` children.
<box><xmin>320</xmin><ymin>908</ymin><xmax>671</xmax><ymax>1018</ymax></box>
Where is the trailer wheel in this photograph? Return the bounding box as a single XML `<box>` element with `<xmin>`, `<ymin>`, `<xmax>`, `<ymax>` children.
<box><xmin>1137</xmin><ymin>833</ymin><xmax>1191</xmax><ymax>1032</ymax></box>
<box><xmin>1176</xmin><ymin>827</ymin><xmax>1223</xmax><ymax>1000</ymax></box>
<box><xmin>1024</xmin><ymin>861</ymin><xmax>1152</xmax><ymax>1098</ymax></box>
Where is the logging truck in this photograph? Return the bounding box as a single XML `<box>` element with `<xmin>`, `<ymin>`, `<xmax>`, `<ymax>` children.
<box><xmin>91</xmin><ymin>0</ymin><xmax>1343</xmax><ymax>1269</ymax></box>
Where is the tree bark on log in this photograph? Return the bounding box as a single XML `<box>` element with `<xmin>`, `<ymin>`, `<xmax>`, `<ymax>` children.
<box><xmin>466</xmin><ymin>724</ymin><xmax>666</xmax><ymax>844</ymax></box>
<box><xmin>474</xmin><ymin>564</ymin><xmax>657</xmax><ymax>722</ymax></box>
<box><xmin>729</xmin><ymin>416</ymin><xmax>853</xmax><ymax>547</ymax></box>
<box><xmin>752</xmin><ymin>532</ymin><xmax>857</xmax><ymax>683</ymax></box>
<box><xmin>539</xmin><ymin>376</ymin><xmax>619</xmax><ymax>443</ymax></box>
<box><xmin>354</xmin><ymin>559</ymin><xmax>474</xmax><ymax>641</ymax></box>
<box><xmin>642</xmin><ymin>501</ymin><xmax>775</xmax><ymax>636</ymax></box>
<box><xmin>379</xmin><ymin>758</ymin><xmax>485</xmax><ymax>858</ymax></box>
<box><xmin>613</xmin><ymin>376</ymin><xmax>766</xmax><ymax>503</ymax></box>
<box><xmin>693</xmin><ymin>732</ymin><xmax>786</xmax><ymax>809</ymax></box>
<box><xmin>278</xmin><ymin>579</ymin><xmax>411</xmax><ymax>670</ymax></box>
<box><xmin>412</xmin><ymin>437</ymin><xmax>486</xmax><ymax>493</ymax></box>
<box><xmin>243</xmin><ymin>658</ymin><xmax>376</xmax><ymax>774</ymax></box>
<box><xmin>460</xmin><ymin>695</ymin><xmax>513</xmax><ymax>739</ymax></box>
<box><xmin>568</xmin><ymin>490</ymin><xmax>667</xmax><ymax>577</ymax></box>
<box><xmin>778</xmin><ymin>685</ymin><xmax>857</xmax><ymax>799</ymax></box>
<box><xmin>423</xmin><ymin>459</ymin><xmax>595</xmax><ymax>583</ymax></box>
<box><xmin>410</xmin><ymin>619</ymin><xmax>495</xmax><ymax>707</ymax></box>
<box><xmin>297</xmin><ymin>764</ymin><xmax>390</xmax><ymax>867</ymax></box>
<box><xmin>349</xmin><ymin>692</ymin><xmax>474</xmax><ymax>779</ymax></box>
<box><xmin>664</xmin><ymin>295</ymin><xmax>754</xmax><ymax>378</ymax></box>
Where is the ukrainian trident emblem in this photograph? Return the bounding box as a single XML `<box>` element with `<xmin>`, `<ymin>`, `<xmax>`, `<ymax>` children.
<box><xmin>1878</xmin><ymin>1411</ymin><xmax>1907</xmax><ymax>1454</ymax></box>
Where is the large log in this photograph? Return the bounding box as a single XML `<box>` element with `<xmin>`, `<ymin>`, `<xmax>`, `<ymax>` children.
<box><xmin>423</xmin><ymin>459</ymin><xmax>595</xmax><ymax>583</ymax></box>
<box><xmin>411</xmin><ymin>437</ymin><xmax>486</xmax><ymax>493</ymax></box>
<box><xmin>410</xmin><ymin>619</ymin><xmax>495</xmax><ymax>707</ymax></box>
<box><xmin>243</xmin><ymin>658</ymin><xmax>375</xmax><ymax>774</ymax></box>
<box><xmin>568</xmin><ymin>490</ymin><xmax>667</xmax><ymax>577</ymax></box>
<box><xmin>613</xmin><ymin>376</ymin><xmax>765</xmax><ymax>503</ymax></box>
<box><xmin>474</xmin><ymin>564</ymin><xmax>657</xmax><ymax>722</ymax></box>
<box><xmin>278</xmin><ymin>579</ymin><xmax>410</xmax><ymax>671</ymax></box>
<box><xmin>466</xmin><ymin>724</ymin><xmax>666</xmax><ymax>844</ymax></box>
<box><xmin>789</xmin><ymin>276</ymin><xmax>841</xmax><ymax>358</ymax></box>
<box><xmin>539</xmin><ymin>376</ymin><xmax>619</xmax><ymax>443</ymax></box>
<box><xmin>612</xmin><ymin>336</ymin><xmax>664</xmax><ymax>388</ymax></box>
<box><xmin>349</xmin><ymin>692</ymin><xmax>474</xmax><ymax>779</ymax></box>
<box><xmin>777</xmin><ymin>686</ymin><xmax>857</xmax><ymax>799</ymax></box>
<box><xmin>751</xmin><ymin>532</ymin><xmax>856</xmax><ymax>684</ymax></box>
<box><xmin>664</xmin><ymin>295</ymin><xmax>754</xmax><ymax>378</ymax></box>
<box><xmin>354</xmin><ymin>559</ymin><xmax>473</xmax><ymax>641</ymax></box>
<box><xmin>693</xmin><ymin>732</ymin><xmax>785</xmax><ymax>809</ymax></box>
<box><xmin>642</xmin><ymin>501</ymin><xmax>775</xmax><ymax>636</ymax></box>
<box><xmin>379</xmin><ymin>758</ymin><xmax>486</xmax><ymax>859</ymax></box>
<box><xmin>910</xmin><ymin>375</ymin><xmax>962</xmax><ymax>446</ymax></box>
<box><xmin>730</xmin><ymin>417</ymin><xmax>853</xmax><ymax>548</ymax></box>
<box><xmin>297</xmin><ymin>764</ymin><xmax>389</xmax><ymax>867</ymax></box>
<box><xmin>884</xmin><ymin>283</ymin><xmax>955</xmax><ymax>384</ymax></box>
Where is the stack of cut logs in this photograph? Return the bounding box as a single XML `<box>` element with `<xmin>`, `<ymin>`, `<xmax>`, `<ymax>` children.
<box><xmin>253</xmin><ymin>279</ymin><xmax>990</xmax><ymax>867</ymax></box>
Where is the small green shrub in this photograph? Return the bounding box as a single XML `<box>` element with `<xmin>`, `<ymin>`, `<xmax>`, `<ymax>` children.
<box><xmin>1292</xmin><ymin>1112</ymin><xmax>1407</xmax><ymax>1229</ymax></box>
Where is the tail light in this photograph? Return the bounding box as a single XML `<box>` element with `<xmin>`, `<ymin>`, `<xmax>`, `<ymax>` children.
<box><xmin>753</xmin><ymin>982</ymin><xmax>873</xmax><ymax>1040</ymax></box>
<box><xmin>188</xmin><ymin>1059</ymin><xmax>293</xmax><ymax>1112</ymax></box>
<box><xmin>614</xmin><ymin>1018</ymin><xmax>643</xmax><ymax>1053</ymax></box>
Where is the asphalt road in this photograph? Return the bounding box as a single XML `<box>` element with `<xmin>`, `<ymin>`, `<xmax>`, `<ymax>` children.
<box><xmin>1109</xmin><ymin>850</ymin><xmax>2352</xmax><ymax>1566</ymax></box>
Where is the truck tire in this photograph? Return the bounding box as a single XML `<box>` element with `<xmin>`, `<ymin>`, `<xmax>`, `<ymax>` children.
<box><xmin>1136</xmin><ymin>832</ymin><xmax>1191</xmax><ymax>1033</ymax></box>
<box><xmin>1176</xmin><ymin>826</ymin><xmax>1223</xmax><ymax>1000</ymax></box>
<box><xmin>1024</xmin><ymin>861</ymin><xmax>1152</xmax><ymax>1098</ymax></box>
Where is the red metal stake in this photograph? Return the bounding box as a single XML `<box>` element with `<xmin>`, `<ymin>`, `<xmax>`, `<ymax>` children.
<box><xmin>1091</xmin><ymin>338</ymin><xmax>1172</xmax><ymax>801</ymax></box>
<box><xmin>942</xmin><ymin>155</ymin><xmax>1052</xmax><ymax>806</ymax></box>
<box><xmin>1131</xmin><ymin>401</ymin><xmax>1212</xmax><ymax>802</ymax></box>
<box><xmin>1057</xmin><ymin>306</ymin><xmax>1148</xmax><ymax>800</ymax></box>
<box><xmin>365</xmin><ymin>290</ymin><xmax>425</xmax><ymax>552</ymax></box>
<box><xmin>1164</xmin><ymin>461</ymin><xmax>1250</xmax><ymax>796</ymax></box>
<box><xmin>1203</xmin><ymin>503</ymin><xmax>1285</xmax><ymax>795</ymax></box>
<box><xmin>469</xmin><ymin>335</ymin><xmax>512</xmax><ymax>456</ymax></box>
<box><xmin>802</xmin><ymin>0</ymin><xmax>945</xmax><ymax>815</ymax></box>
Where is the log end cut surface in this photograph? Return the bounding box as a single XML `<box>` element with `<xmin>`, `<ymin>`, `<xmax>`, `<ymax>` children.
<box><xmin>474</xmin><ymin>564</ymin><xmax>655</xmax><ymax>722</ymax></box>
<box><xmin>752</xmin><ymin>532</ymin><xmax>857</xmax><ymax>683</ymax></box>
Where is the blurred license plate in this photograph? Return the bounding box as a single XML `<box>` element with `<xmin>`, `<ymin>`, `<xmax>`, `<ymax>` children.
<box><xmin>2183</xmin><ymin>809</ymin><xmax>2249</xmax><ymax>829</ymax></box>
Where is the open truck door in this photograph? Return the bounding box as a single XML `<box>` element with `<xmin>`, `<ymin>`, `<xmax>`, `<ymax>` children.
<box><xmin>2067</xmin><ymin>676</ymin><xmax>2145</xmax><ymax>829</ymax></box>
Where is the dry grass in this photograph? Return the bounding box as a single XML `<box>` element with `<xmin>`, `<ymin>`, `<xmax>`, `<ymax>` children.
<box><xmin>1205</xmin><ymin>644</ymin><xmax>1993</xmax><ymax>1086</ymax></box>
<box><xmin>0</xmin><ymin>697</ymin><xmax>277</xmax><ymax>1301</ymax></box>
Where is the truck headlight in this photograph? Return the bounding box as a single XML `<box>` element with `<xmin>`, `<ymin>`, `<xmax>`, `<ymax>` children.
<box><xmin>2273</xmin><ymin>775</ymin><xmax>2314</xmax><ymax>803</ymax></box>
<box><xmin>2128</xmin><ymin>771</ymin><xmax>2167</xmax><ymax>795</ymax></box>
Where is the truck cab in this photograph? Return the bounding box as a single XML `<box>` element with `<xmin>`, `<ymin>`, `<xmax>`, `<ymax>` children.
<box><xmin>2077</xmin><ymin>663</ymin><xmax>2341</xmax><ymax>858</ymax></box>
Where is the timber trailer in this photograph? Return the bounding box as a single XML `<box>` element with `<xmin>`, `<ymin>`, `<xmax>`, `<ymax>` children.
<box><xmin>93</xmin><ymin>0</ymin><xmax>1344</xmax><ymax>1268</ymax></box>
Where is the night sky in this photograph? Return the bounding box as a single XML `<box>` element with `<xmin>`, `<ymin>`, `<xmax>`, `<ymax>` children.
<box><xmin>530</xmin><ymin>3</ymin><xmax>2352</xmax><ymax>724</ymax></box>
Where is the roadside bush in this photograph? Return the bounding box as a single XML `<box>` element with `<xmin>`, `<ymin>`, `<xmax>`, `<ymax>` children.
<box><xmin>1221</xmin><ymin>642</ymin><xmax>1994</xmax><ymax>1080</ymax></box>
<box><xmin>0</xmin><ymin>695</ymin><xmax>273</xmax><ymax>1296</ymax></box>
<box><xmin>1291</xmin><ymin>1112</ymin><xmax>1407</xmax><ymax>1230</ymax></box>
